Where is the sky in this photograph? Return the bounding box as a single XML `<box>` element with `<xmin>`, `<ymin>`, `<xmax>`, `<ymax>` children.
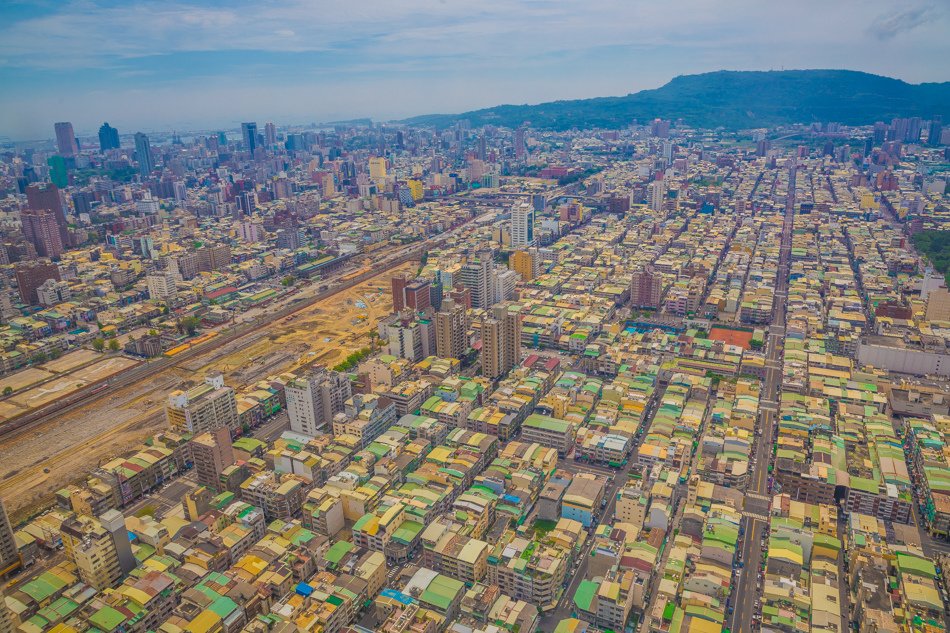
<box><xmin>0</xmin><ymin>0</ymin><xmax>948</xmax><ymax>140</ymax></box>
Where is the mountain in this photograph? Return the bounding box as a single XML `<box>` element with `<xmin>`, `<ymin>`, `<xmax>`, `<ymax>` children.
<box><xmin>402</xmin><ymin>70</ymin><xmax>950</xmax><ymax>130</ymax></box>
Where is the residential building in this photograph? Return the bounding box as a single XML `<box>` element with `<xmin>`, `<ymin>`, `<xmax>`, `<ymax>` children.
<box><xmin>147</xmin><ymin>270</ymin><xmax>177</xmax><ymax>301</ymax></box>
<box><xmin>286</xmin><ymin>368</ymin><xmax>351</xmax><ymax>436</ymax></box>
<box><xmin>60</xmin><ymin>510</ymin><xmax>136</xmax><ymax>589</ymax></box>
<box><xmin>481</xmin><ymin>303</ymin><xmax>521</xmax><ymax>380</ymax></box>
<box><xmin>191</xmin><ymin>426</ymin><xmax>235</xmax><ymax>491</ymax></box>
<box><xmin>166</xmin><ymin>375</ymin><xmax>239</xmax><ymax>434</ymax></box>
<box><xmin>436</xmin><ymin>297</ymin><xmax>467</xmax><ymax>360</ymax></box>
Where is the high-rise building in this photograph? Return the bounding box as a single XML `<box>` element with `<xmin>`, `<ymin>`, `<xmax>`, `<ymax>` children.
<box><xmin>54</xmin><ymin>122</ymin><xmax>79</xmax><ymax>157</ymax></box>
<box><xmin>384</xmin><ymin>317</ymin><xmax>425</xmax><ymax>362</ymax></box>
<box><xmin>630</xmin><ymin>266</ymin><xmax>663</xmax><ymax>308</ymax></box>
<box><xmin>191</xmin><ymin>426</ymin><xmax>234</xmax><ymax>491</ymax></box>
<box><xmin>461</xmin><ymin>257</ymin><xmax>492</xmax><ymax>310</ymax></box>
<box><xmin>26</xmin><ymin>183</ymin><xmax>66</xmax><ymax>226</ymax></box>
<box><xmin>20</xmin><ymin>208</ymin><xmax>64</xmax><ymax>259</ymax></box>
<box><xmin>264</xmin><ymin>121</ymin><xmax>277</xmax><ymax>146</ymax></box>
<box><xmin>276</xmin><ymin>228</ymin><xmax>300</xmax><ymax>250</ymax></box>
<box><xmin>510</xmin><ymin>202</ymin><xmax>536</xmax><ymax>248</ymax></box>
<box><xmin>146</xmin><ymin>270</ymin><xmax>177</xmax><ymax>301</ymax></box>
<box><xmin>369</xmin><ymin>156</ymin><xmax>387</xmax><ymax>181</ymax></box>
<box><xmin>98</xmin><ymin>122</ymin><xmax>120</xmax><ymax>151</ymax></box>
<box><xmin>435</xmin><ymin>297</ymin><xmax>467</xmax><ymax>360</ymax></box>
<box><xmin>515</xmin><ymin>127</ymin><xmax>526</xmax><ymax>160</ymax></box>
<box><xmin>929</xmin><ymin>116</ymin><xmax>944</xmax><ymax>147</ymax></box>
<box><xmin>405</xmin><ymin>279</ymin><xmax>432</xmax><ymax>312</ymax></box>
<box><xmin>60</xmin><ymin>510</ymin><xmax>136</xmax><ymax>589</ymax></box>
<box><xmin>47</xmin><ymin>155</ymin><xmax>68</xmax><ymax>188</ymax></box>
<box><xmin>481</xmin><ymin>303</ymin><xmax>521</xmax><ymax>380</ymax></box>
<box><xmin>134</xmin><ymin>132</ymin><xmax>154</xmax><ymax>176</ymax></box>
<box><xmin>285</xmin><ymin>368</ymin><xmax>351</xmax><ymax>436</ymax></box>
<box><xmin>241</xmin><ymin>122</ymin><xmax>258</xmax><ymax>155</ymax></box>
<box><xmin>15</xmin><ymin>261</ymin><xmax>61</xmax><ymax>304</ymax></box>
<box><xmin>391</xmin><ymin>273</ymin><xmax>409</xmax><ymax>312</ymax></box>
<box><xmin>649</xmin><ymin>173</ymin><xmax>666</xmax><ymax>212</ymax></box>
<box><xmin>509</xmin><ymin>249</ymin><xmax>538</xmax><ymax>281</ymax></box>
<box><xmin>0</xmin><ymin>498</ymin><xmax>19</xmax><ymax>577</ymax></box>
<box><xmin>166</xmin><ymin>375</ymin><xmax>238</xmax><ymax>434</ymax></box>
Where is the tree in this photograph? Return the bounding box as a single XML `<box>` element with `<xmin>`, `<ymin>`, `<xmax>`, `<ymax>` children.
<box><xmin>92</xmin><ymin>338</ymin><xmax>105</xmax><ymax>352</ymax></box>
<box><xmin>179</xmin><ymin>316</ymin><xmax>200</xmax><ymax>336</ymax></box>
<box><xmin>281</xmin><ymin>276</ymin><xmax>295</xmax><ymax>287</ymax></box>
<box><xmin>3</xmin><ymin>386</ymin><xmax>13</xmax><ymax>396</ymax></box>
<box><xmin>108</xmin><ymin>338</ymin><xmax>120</xmax><ymax>352</ymax></box>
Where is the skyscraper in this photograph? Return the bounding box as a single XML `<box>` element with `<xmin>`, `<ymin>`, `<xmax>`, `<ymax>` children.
<box><xmin>98</xmin><ymin>122</ymin><xmax>120</xmax><ymax>151</ymax></box>
<box><xmin>134</xmin><ymin>132</ymin><xmax>154</xmax><ymax>176</ymax></box>
<box><xmin>435</xmin><ymin>297</ymin><xmax>468</xmax><ymax>360</ymax></box>
<box><xmin>241</xmin><ymin>122</ymin><xmax>258</xmax><ymax>155</ymax></box>
<box><xmin>510</xmin><ymin>202</ymin><xmax>536</xmax><ymax>247</ymax></box>
<box><xmin>515</xmin><ymin>126</ymin><xmax>526</xmax><ymax>160</ymax></box>
<box><xmin>54</xmin><ymin>122</ymin><xmax>79</xmax><ymax>157</ymax></box>
<box><xmin>47</xmin><ymin>155</ymin><xmax>68</xmax><ymax>188</ymax></box>
<box><xmin>264</xmin><ymin>121</ymin><xmax>277</xmax><ymax>146</ymax></box>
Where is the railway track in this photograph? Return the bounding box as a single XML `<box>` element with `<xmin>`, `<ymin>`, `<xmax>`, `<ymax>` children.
<box><xmin>0</xmin><ymin>242</ymin><xmax>428</xmax><ymax>443</ymax></box>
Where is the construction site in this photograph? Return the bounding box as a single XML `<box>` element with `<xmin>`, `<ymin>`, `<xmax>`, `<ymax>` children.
<box><xmin>0</xmin><ymin>261</ymin><xmax>412</xmax><ymax>522</ymax></box>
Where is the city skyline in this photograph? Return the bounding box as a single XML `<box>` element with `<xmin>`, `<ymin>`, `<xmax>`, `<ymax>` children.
<box><xmin>1</xmin><ymin>0</ymin><xmax>949</xmax><ymax>139</ymax></box>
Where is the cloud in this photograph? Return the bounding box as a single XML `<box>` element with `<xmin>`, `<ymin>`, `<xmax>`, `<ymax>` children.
<box><xmin>0</xmin><ymin>0</ymin><xmax>948</xmax><ymax>138</ymax></box>
<box><xmin>867</xmin><ymin>5</ymin><xmax>939</xmax><ymax>40</ymax></box>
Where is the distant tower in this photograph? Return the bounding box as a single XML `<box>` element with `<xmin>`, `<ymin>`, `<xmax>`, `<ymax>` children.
<box><xmin>98</xmin><ymin>122</ymin><xmax>120</xmax><ymax>151</ymax></box>
<box><xmin>929</xmin><ymin>116</ymin><xmax>944</xmax><ymax>147</ymax></box>
<box><xmin>515</xmin><ymin>127</ymin><xmax>526</xmax><ymax>160</ymax></box>
<box><xmin>54</xmin><ymin>122</ymin><xmax>79</xmax><ymax>157</ymax></box>
<box><xmin>650</xmin><ymin>173</ymin><xmax>666</xmax><ymax>212</ymax></box>
<box><xmin>134</xmin><ymin>132</ymin><xmax>154</xmax><ymax>176</ymax></box>
<box><xmin>264</xmin><ymin>122</ymin><xmax>277</xmax><ymax>147</ymax></box>
<box><xmin>241</xmin><ymin>122</ymin><xmax>258</xmax><ymax>155</ymax></box>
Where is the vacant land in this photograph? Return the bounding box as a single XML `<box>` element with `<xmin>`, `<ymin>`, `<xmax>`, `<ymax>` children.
<box><xmin>0</xmin><ymin>263</ymin><xmax>409</xmax><ymax>521</ymax></box>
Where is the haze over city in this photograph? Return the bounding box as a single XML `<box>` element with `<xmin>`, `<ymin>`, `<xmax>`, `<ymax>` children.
<box><xmin>1</xmin><ymin>0</ymin><xmax>949</xmax><ymax>139</ymax></box>
<box><xmin>1</xmin><ymin>4</ymin><xmax>950</xmax><ymax>633</ymax></box>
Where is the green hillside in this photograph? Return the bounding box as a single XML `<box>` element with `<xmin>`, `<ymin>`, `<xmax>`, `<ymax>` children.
<box><xmin>403</xmin><ymin>70</ymin><xmax>950</xmax><ymax>130</ymax></box>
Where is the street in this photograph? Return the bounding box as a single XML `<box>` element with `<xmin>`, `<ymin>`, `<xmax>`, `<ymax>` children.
<box><xmin>727</xmin><ymin>173</ymin><xmax>794</xmax><ymax>633</ymax></box>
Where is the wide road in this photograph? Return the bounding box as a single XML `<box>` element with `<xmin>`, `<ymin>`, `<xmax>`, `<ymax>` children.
<box><xmin>728</xmin><ymin>168</ymin><xmax>795</xmax><ymax>633</ymax></box>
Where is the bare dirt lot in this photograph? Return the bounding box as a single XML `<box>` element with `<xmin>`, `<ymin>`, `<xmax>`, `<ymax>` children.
<box><xmin>0</xmin><ymin>263</ymin><xmax>410</xmax><ymax>521</ymax></box>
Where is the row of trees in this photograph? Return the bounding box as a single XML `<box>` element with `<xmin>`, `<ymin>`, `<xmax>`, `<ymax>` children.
<box><xmin>912</xmin><ymin>230</ymin><xmax>950</xmax><ymax>285</ymax></box>
<box><xmin>333</xmin><ymin>347</ymin><xmax>371</xmax><ymax>372</ymax></box>
<box><xmin>92</xmin><ymin>338</ymin><xmax>121</xmax><ymax>352</ymax></box>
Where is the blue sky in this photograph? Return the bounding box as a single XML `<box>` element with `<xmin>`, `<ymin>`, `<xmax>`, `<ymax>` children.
<box><xmin>0</xmin><ymin>0</ymin><xmax>948</xmax><ymax>140</ymax></box>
